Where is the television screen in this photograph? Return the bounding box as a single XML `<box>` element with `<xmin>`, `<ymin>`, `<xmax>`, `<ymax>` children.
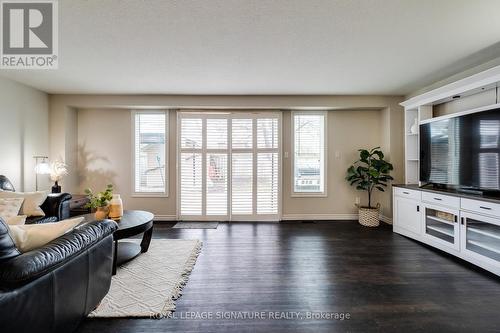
<box><xmin>420</xmin><ymin>108</ymin><xmax>500</xmax><ymax>191</ymax></box>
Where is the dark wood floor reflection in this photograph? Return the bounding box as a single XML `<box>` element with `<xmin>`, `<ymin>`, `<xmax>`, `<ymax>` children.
<box><xmin>78</xmin><ymin>221</ymin><xmax>500</xmax><ymax>333</ymax></box>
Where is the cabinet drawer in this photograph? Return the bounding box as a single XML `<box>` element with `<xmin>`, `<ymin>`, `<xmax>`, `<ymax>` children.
<box><xmin>422</xmin><ymin>192</ymin><xmax>460</xmax><ymax>209</ymax></box>
<box><xmin>461</xmin><ymin>198</ymin><xmax>500</xmax><ymax>217</ymax></box>
<box><xmin>394</xmin><ymin>187</ymin><xmax>421</xmax><ymax>200</ymax></box>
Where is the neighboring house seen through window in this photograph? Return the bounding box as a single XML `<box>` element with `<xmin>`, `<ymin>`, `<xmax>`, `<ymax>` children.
<box><xmin>292</xmin><ymin>111</ymin><xmax>327</xmax><ymax>196</ymax></box>
<box><xmin>132</xmin><ymin>110</ymin><xmax>168</xmax><ymax>196</ymax></box>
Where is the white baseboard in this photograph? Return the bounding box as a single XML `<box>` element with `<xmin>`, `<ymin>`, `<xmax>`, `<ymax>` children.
<box><xmin>152</xmin><ymin>213</ymin><xmax>393</xmax><ymax>224</ymax></box>
<box><xmin>281</xmin><ymin>213</ymin><xmax>358</xmax><ymax>221</ymax></box>
<box><xmin>153</xmin><ymin>215</ymin><xmax>177</xmax><ymax>221</ymax></box>
<box><xmin>380</xmin><ymin>215</ymin><xmax>393</xmax><ymax>224</ymax></box>
<box><xmin>281</xmin><ymin>213</ymin><xmax>393</xmax><ymax>224</ymax></box>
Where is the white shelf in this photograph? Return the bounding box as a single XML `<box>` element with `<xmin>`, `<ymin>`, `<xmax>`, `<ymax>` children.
<box><xmin>404</xmin><ymin>108</ymin><xmax>420</xmax><ymax>185</ymax></box>
<box><xmin>427</xmin><ymin>224</ymin><xmax>454</xmax><ymax>237</ymax></box>
<box><xmin>427</xmin><ymin>215</ymin><xmax>455</xmax><ymax>226</ymax></box>
<box><xmin>468</xmin><ymin>240</ymin><xmax>500</xmax><ymax>255</ymax></box>
<box><xmin>468</xmin><ymin>227</ymin><xmax>500</xmax><ymax>241</ymax></box>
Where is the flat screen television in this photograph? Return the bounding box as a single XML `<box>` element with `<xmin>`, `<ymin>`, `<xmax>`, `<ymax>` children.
<box><xmin>420</xmin><ymin>107</ymin><xmax>500</xmax><ymax>193</ymax></box>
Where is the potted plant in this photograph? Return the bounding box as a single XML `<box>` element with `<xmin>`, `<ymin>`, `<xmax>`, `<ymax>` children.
<box><xmin>346</xmin><ymin>147</ymin><xmax>394</xmax><ymax>227</ymax></box>
<box><xmin>84</xmin><ymin>184</ymin><xmax>114</xmax><ymax>220</ymax></box>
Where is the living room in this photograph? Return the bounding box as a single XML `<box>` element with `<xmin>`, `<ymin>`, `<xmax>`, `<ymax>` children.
<box><xmin>1</xmin><ymin>1</ymin><xmax>500</xmax><ymax>332</ymax></box>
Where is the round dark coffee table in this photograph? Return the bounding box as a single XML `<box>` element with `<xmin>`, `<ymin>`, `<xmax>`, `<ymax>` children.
<box><xmin>82</xmin><ymin>210</ymin><xmax>154</xmax><ymax>274</ymax></box>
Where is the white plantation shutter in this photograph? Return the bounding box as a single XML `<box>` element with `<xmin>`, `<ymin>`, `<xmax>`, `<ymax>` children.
<box><xmin>257</xmin><ymin>118</ymin><xmax>278</xmax><ymax>149</ymax></box>
<box><xmin>207</xmin><ymin>118</ymin><xmax>227</xmax><ymax>149</ymax></box>
<box><xmin>257</xmin><ymin>152</ymin><xmax>279</xmax><ymax>214</ymax></box>
<box><xmin>178</xmin><ymin>112</ymin><xmax>280</xmax><ymax>220</ymax></box>
<box><xmin>232</xmin><ymin>119</ymin><xmax>253</xmax><ymax>148</ymax></box>
<box><xmin>133</xmin><ymin>111</ymin><xmax>168</xmax><ymax>194</ymax></box>
<box><xmin>181</xmin><ymin>118</ymin><xmax>202</xmax><ymax>149</ymax></box>
<box><xmin>180</xmin><ymin>117</ymin><xmax>204</xmax><ymax>215</ymax></box>
<box><xmin>231</xmin><ymin>118</ymin><xmax>254</xmax><ymax>215</ymax></box>
<box><xmin>180</xmin><ymin>152</ymin><xmax>202</xmax><ymax>215</ymax></box>
<box><xmin>256</xmin><ymin>118</ymin><xmax>279</xmax><ymax>215</ymax></box>
<box><xmin>231</xmin><ymin>153</ymin><xmax>253</xmax><ymax>214</ymax></box>
<box><xmin>293</xmin><ymin>112</ymin><xmax>326</xmax><ymax>195</ymax></box>
<box><xmin>206</xmin><ymin>153</ymin><xmax>228</xmax><ymax>215</ymax></box>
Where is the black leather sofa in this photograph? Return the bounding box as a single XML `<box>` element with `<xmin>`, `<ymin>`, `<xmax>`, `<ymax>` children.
<box><xmin>0</xmin><ymin>175</ymin><xmax>72</xmax><ymax>224</ymax></box>
<box><xmin>0</xmin><ymin>216</ymin><xmax>118</xmax><ymax>333</ymax></box>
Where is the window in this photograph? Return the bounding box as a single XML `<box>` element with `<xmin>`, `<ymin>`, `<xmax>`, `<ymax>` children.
<box><xmin>292</xmin><ymin>111</ymin><xmax>327</xmax><ymax>196</ymax></box>
<box><xmin>132</xmin><ymin>110</ymin><xmax>168</xmax><ymax>196</ymax></box>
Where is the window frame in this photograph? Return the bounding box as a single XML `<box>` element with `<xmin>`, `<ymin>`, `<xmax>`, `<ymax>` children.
<box><xmin>131</xmin><ymin>109</ymin><xmax>169</xmax><ymax>197</ymax></box>
<box><xmin>176</xmin><ymin>111</ymin><xmax>282</xmax><ymax>221</ymax></box>
<box><xmin>291</xmin><ymin>110</ymin><xmax>328</xmax><ymax>197</ymax></box>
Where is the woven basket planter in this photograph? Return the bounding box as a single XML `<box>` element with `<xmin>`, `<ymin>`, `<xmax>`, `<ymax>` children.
<box><xmin>357</xmin><ymin>205</ymin><xmax>380</xmax><ymax>227</ymax></box>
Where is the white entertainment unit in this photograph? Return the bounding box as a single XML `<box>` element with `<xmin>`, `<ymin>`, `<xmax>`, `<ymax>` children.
<box><xmin>394</xmin><ymin>65</ymin><xmax>500</xmax><ymax>276</ymax></box>
<box><xmin>394</xmin><ymin>185</ymin><xmax>500</xmax><ymax>276</ymax></box>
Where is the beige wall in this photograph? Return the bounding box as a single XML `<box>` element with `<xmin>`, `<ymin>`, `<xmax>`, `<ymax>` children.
<box><xmin>282</xmin><ymin>109</ymin><xmax>385</xmax><ymax>218</ymax></box>
<box><xmin>50</xmin><ymin>94</ymin><xmax>405</xmax><ymax>220</ymax></box>
<box><xmin>77</xmin><ymin>109</ymin><xmax>177</xmax><ymax>219</ymax></box>
<box><xmin>0</xmin><ymin>77</ymin><xmax>49</xmax><ymax>191</ymax></box>
<box><xmin>49</xmin><ymin>99</ymin><xmax>79</xmax><ymax>192</ymax></box>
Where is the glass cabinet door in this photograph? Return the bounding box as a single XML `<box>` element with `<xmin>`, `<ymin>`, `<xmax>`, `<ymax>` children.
<box><xmin>424</xmin><ymin>206</ymin><xmax>458</xmax><ymax>246</ymax></box>
<box><xmin>464</xmin><ymin>216</ymin><xmax>500</xmax><ymax>262</ymax></box>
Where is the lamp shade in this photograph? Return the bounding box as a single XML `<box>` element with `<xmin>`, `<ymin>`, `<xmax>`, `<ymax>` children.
<box><xmin>35</xmin><ymin>161</ymin><xmax>51</xmax><ymax>174</ymax></box>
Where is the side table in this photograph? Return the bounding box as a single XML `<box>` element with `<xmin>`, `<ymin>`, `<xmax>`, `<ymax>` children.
<box><xmin>69</xmin><ymin>194</ymin><xmax>91</xmax><ymax>217</ymax></box>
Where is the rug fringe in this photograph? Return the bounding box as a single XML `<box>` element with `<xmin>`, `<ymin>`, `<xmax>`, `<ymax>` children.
<box><xmin>159</xmin><ymin>240</ymin><xmax>203</xmax><ymax>318</ymax></box>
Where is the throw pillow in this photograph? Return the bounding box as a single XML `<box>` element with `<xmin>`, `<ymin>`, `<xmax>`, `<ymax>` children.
<box><xmin>6</xmin><ymin>215</ymin><xmax>27</xmax><ymax>226</ymax></box>
<box><xmin>0</xmin><ymin>198</ymin><xmax>25</xmax><ymax>220</ymax></box>
<box><xmin>0</xmin><ymin>191</ymin><xmax>48</xmax><ymax>217</ymax></box>
<box><xmin>8</xmin><ymin>217</ymin><xmax>84</xmax><ymax>253</ymax></box>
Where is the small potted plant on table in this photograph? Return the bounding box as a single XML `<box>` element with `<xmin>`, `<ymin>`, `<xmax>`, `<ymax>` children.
<box><xmin>84</xmin><ymin>184</ymin><xmax>114</xmax><ymax>220</ymax></box>
<box><xmin>346</xmin><ymin>147</ymin><xmax>394</xmax><ymax>227</ymax></box>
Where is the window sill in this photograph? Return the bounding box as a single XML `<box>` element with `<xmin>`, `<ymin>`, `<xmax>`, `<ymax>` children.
<box><xmin>291</xmin><ymin>193</ymin><xmax>328</xmax><ymax>198</ymax></box>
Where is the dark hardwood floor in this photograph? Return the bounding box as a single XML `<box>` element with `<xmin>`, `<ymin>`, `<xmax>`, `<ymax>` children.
<box><xmin>78</xmin><ymin>221</ymin><xmax>500</xmax><ymax>333</ymax></box>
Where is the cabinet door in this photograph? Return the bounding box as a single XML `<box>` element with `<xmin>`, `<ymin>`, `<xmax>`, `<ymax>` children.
<box><xmin>395</xmin><ymin>196</ymin><xmax>421</xmax><ymax>235</ymax></box>
<box><xmin>422</xmin><ymin>203</ymin><xmax>459</xmax><ymax>251</ymax></box>
<box><xmin>461</xmin><ymin>212</ymin><xmax>500</xmax><ymax>268</ymax></box>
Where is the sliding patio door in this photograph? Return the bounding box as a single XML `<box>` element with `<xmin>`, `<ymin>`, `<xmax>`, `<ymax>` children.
<box><xmin>178</xmin><ymin>112</ymin><xmax>280</xmax><ymax>221</ymax></box>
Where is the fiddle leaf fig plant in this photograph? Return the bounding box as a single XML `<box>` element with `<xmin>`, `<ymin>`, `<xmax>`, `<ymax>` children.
<box><xmin>346</xmin><ymin>147</ymin><xmax>394</xmax><ymax>209</ymax></box>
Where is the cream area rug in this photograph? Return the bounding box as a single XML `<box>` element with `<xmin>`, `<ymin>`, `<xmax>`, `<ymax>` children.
<box><xmin>89</xmin><ymin>239</ymin><xmax>202</xmax><ymax>318</ymax></box>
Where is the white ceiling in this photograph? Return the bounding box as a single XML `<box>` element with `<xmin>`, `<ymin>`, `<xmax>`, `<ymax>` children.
<box><xmin>2</xmin><ymin>0</ymin><xmax>500</xmax><ymax>95</ymax></box>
